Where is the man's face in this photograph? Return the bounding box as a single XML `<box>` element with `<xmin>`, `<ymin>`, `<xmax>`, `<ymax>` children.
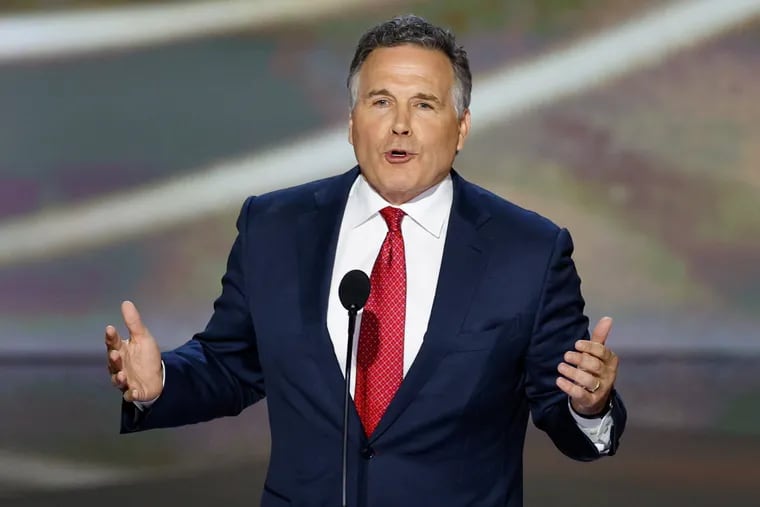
<box><xmin>348</xmin><ymin>45</ymin><xmax>471</xmax><ymax>204</ymax></box>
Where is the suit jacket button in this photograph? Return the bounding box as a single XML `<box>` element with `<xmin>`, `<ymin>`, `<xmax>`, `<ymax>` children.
<box><xmin>360</xmin><ymin>446</ymin><xmax>375</xmax><ymax>459</ymax></box>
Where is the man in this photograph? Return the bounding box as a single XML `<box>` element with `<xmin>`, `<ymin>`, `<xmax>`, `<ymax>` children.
<box><xmin>106</xmin><ymin>15</ymin><xmax>625</xmax><ymax>507</ymax></box>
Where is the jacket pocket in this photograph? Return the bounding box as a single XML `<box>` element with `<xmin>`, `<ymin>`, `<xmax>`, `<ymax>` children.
<box><xmin>261</xmin><ymin>484</ymin><xmax>291</xmax><ymax>507</ymax></box>
<box><xmin>448</xmin><ymin>315</ymin><xmax>521</xmax><ymax>351</ymax></box>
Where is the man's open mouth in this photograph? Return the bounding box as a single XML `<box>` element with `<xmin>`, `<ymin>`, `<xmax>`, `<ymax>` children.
<box><xmin>385</xmin><ymin>150</ymin><xmax>415</xmax><ymax>163</ymax></box>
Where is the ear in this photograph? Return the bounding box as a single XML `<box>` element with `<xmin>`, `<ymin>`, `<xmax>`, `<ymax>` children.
<box><xmin>456</xmin><ymin>109</ymin><xmax>471</xmax><ymax>152</ymax></box>
<box><xmin>348</xmin><ymin>114</ymin><xmax>354</xmax><ymax>146</ymax></box>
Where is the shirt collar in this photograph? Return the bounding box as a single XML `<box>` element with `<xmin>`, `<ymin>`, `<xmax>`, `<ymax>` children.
<box><xmin>345</xmin><ymin>173</ymin><xmax>453</xmax><ymax>238</ymax></box>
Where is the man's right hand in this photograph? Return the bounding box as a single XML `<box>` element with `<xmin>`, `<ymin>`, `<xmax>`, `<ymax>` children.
<box><xmin>105</xmin><ymin>301</ymin><xmax>163</xmax><ymax>403</ymax></box>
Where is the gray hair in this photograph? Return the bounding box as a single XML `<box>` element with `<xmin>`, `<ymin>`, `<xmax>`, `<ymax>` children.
<box><xmin>347</xmin><ymin>15</ymin><xmax>472</xmax><ymax>119</ymax></box>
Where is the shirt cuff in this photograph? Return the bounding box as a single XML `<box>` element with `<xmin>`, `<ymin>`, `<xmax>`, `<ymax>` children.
<box><xmin>133</xmin><ymin>360</ymin><xmax>165</xmax><ymax>412</ymax></box>
<box><xmin>568</xmin><ymin>398</ymin><xmax>613</xmax><ymax>454</ymax></box>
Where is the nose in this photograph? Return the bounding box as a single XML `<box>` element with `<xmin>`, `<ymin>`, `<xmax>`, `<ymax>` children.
<box><xmin>391</xmin><ymin>108</ymin><xmax>411</xmax><ymax>136</ymax></box>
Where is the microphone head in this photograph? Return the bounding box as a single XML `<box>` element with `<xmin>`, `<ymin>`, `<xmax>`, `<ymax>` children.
<box><xmin>338</xmin><ymin>270</ymin><xmax>370</xmax><ymax>312</ymax></box>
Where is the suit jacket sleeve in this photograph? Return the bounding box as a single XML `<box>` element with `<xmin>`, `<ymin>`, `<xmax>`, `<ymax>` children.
<box><xmin>121</xmin><ymin>197</ymin><xmax>266</xmax><ymax>433</ymax></box>
<box><xmin>525</xmin><ymin>227</ymin><xmax>627</xmax><ymax>460</ymax></box>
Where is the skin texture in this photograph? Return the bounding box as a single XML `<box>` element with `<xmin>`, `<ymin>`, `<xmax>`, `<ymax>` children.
<box><xmin>348</xmin><ymin>44</ymin><xmax>471</xmax><ymax>205</ymax></box>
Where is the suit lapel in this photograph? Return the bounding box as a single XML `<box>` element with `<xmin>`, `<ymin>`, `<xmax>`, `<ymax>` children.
<box><xmin>296</xmin><ymin>167</ymin><xmax>362</xmax><ymax>414</ymax></box>
<box><xmin>369</xmin><ymin>171</ymin><xmax>492</xmax><ymax>443</ymax></box>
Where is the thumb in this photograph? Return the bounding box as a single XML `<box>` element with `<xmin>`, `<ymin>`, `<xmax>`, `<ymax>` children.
<box><xmin>121</xmin><ymin>300</ymin><xmax>148</xmax><ymax>340</ymax></box>
<box><xmin>590</xmin><ymin>316</ymin><xmax>613</xmax><ymax>344</ymax></box>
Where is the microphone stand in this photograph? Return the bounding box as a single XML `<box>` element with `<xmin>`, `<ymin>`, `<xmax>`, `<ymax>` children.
<box><xmin>338</xmin><ymin>269</ymin><xmax>369</xmax><ymax>507</ymax></box>
<box><xmin>342</xmin><ymin>307</ymin><xmax>358</xmax><ymax>507</ymax></box>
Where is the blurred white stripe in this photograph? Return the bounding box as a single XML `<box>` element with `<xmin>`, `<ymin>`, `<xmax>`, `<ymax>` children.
<box><xmin>0</xmin><ymin>130</ymin><xmax>356</xmax><ymax>264</ymax></box>
<box><xmin>472</xmin><ymin>0</ymin><xmax>760</xmax><ymax>123</ymax></box>
<box><xmin>0</xmin><ymin>0</ymin><xmax>381</xmax><ymax>63</ymax></box>
<box><xmin>1</xmin><ymin>0</ymin><xmax>759</xmax><ymax>266</ymax></box>
<box><xmin>0</xmin><ymin>450</ymin><xmax>130</xmax><ymax>489</ymax></box>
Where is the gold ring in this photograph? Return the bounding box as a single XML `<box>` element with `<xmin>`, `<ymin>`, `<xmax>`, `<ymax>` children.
<box><xmin>588</xmin><ymin>379</ymin><xmax>601</xmax><ymax>393</ymax></box>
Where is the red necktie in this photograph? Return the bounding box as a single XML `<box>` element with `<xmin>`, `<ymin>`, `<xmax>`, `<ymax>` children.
<box><xmin>354</xmin><ymin>206</ymin><xmax>406</xmax><ymax>436</ymax></box>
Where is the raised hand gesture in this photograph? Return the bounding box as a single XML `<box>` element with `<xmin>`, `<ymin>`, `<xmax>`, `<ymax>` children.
<box><xmin>556</xmin><ymin>317</ymin><xmax>619</xmax><ymax>416</ymax></box>
<box><xmin>105</xmin><ymin>301</ymin><xmax>163</xmax><ymax>403</ymax></box>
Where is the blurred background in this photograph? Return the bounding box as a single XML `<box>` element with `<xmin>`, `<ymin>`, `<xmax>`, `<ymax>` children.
<box><xmin>1</xmin><ymin>0</ymin><xmax>759</xmax><ymax>505</ymax></box>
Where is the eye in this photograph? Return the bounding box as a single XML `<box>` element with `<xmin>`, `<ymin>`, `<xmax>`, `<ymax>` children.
<box><xmin>416</xmin><ymin>102</ymin><xmax>434</xmax><ymax>110</ymax></box>
<box><xmin>373</xmin><ymin>98</ymin><xmax>390</xmax><ymax>107</ymax></box>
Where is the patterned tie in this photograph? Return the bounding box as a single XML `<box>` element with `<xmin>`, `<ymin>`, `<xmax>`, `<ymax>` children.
<box><xmin>354</xmin><ymin>206</ymin><xmax>406</xmax><ymax>436</ymax></box>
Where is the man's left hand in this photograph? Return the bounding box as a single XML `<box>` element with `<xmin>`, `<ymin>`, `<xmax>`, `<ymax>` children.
<box><xmin>556</xmin><ymin>316</ymin><xmax>619</xmax><ymax>416</ymax></box>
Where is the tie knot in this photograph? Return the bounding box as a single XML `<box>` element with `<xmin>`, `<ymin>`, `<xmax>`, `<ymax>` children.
<box><xmin>379</xmin><ymin>206</ymin><xmax>405</xmax><ymax>232</ymax></box>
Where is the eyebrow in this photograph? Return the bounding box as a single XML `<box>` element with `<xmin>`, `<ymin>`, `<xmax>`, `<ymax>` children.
<box><xmin>412</xmin><ymin>92</ymin><xmax>442</xmax><ymax>104</ymax></box>
<box><xmin>366</xmin><ymin>89</ymin><xmax>442</xmax><ymax>104</ymax></box>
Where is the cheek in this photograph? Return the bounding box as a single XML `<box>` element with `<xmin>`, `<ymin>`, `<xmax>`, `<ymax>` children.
<box><xmin>425</xmin><ymin>128</ymin><xmax>457</xmax><ymax>155</ymax></box>
<box><xmin>353</xmin><ymin>120</ymin><xmax>383</xmax><ymax>148</ymax></box>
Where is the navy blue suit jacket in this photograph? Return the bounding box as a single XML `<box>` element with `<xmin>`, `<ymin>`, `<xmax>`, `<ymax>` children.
<box><xmin>122</xmin><ymin>167</ymin><xmax>626</xmax><ymax>506</ymax></box>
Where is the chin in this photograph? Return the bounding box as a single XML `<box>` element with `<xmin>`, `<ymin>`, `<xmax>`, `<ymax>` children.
<box><xmin>379</xmin><ymin>185</ymin><xmax>423</xmax><ymax>204</ymax></box>
<box><xmin>378</xmin><ymin>176</ymin><xmax>416</xmax><ymax>191</ymax></box>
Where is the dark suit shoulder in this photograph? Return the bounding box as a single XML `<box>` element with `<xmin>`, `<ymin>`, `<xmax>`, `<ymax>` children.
<box><xmin>247</xmin><ymin>174</ymin><xmax>339</xmax><ymax>213</ymax></box>
<box><xmin>460</xmin><ymin>178</ymin><xmax>562</xmax><ymax>244</ymax></box>
<box><xmin>240</xmin><ymin>168</ymin><xmax>358</xmax><ymax>219</ymax></box>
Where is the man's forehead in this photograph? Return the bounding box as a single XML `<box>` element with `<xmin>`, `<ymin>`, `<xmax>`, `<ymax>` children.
<box><xmin>358</xmin><ymin>46</ymin><xmax>454</xmax><ymax>86</ymax></box>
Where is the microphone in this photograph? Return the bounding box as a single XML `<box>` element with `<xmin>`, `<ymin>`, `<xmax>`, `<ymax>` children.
<box><xmin>339</xmin><ymin>269</ymin><xmax>370</xmax><ymax>314</ymax></box>
<box><xmin>338</xmin><ymin>270</ymin><xmax>370</xmax><ymax>507</ymax></box>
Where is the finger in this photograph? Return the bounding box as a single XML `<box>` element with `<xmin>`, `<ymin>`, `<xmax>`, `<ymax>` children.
<box><xmin>557</xmin><ymin>362</ymin><xmax>598</xmax><ymax>391</ymax></box>
<box><xmin>563</xmin><ymin>351</ymin><xmax>603</xmax><ymax>375</ymax></box>
<box><xmin>590</xmin><ymin>316</ymin><xmax>613</xmax><ymax>345</ymax></box>
<box><xmin>575</xmin><ymin>340</ymin><xmax>611</xmax><ymax>362</ymax></box>
<box><xmin>123</xmin><ymin>388</ymin><xmax>140</xmax><ymax>403</ymax></box>
<box><xmin>121</xmin><ymin>300</ymin><xmax>148</xmax><ymax>340</ymax></box>
<box><xmin>556</xmin><ymin>376</ymin><xmax>592</xmax><ymax>401</ymax></box>
<box><xmin>107</xmin><ymin>349</ymin><xmax>123</xmax><ymax>374</ymax></box>
<box><xmin>105</xmin><ymin>325</ymin><xmax>122</xmax><ymax>351</ymax></box>
<box><xmin>111</xmin><ymin>371</ymin><xmax>127</xmax><ymax>389</ymax></box>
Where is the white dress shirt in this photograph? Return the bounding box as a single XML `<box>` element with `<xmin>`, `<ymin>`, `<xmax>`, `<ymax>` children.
<box><xmin>326</xmin><ymin>174</ymin><xmax>451</xmax><ymax>396</ymax></box>
<box><xmin>140</xmin><ymin>173</ymin><xmax>613</xmax><ymax>452</ymax></box>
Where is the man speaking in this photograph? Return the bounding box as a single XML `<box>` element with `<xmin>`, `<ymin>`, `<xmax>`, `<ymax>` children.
<box><xmin>105</xmin><ymin>14</ymin><xmax>626</xmax><ymax>507</ymax></box>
